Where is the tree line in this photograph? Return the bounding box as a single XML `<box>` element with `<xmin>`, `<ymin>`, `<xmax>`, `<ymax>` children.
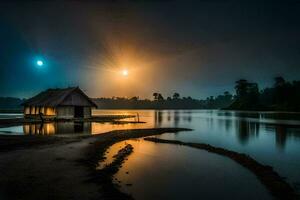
<box><xmin>228</xmin><ymin>77</ymin><xmax>300</xmax><ymax>111</ymax></box>
<box><xmin>93</xmin><ymin>91</ymin><xmax>234</xmax><ymax>109</ymax></box>
<box><xmin>0</xmin><ymin>97</ymin><xmax>25</xmax><ymax>112</ymax></box>
<box><xmin>94</xmin><ymin>76</ymin><xmax>300</xmax><ymax>111</ymax></box>
<box><xmin>0</xmin><ymin>76</ymin><xmax>299</xmax><ymax>111</ymax></box>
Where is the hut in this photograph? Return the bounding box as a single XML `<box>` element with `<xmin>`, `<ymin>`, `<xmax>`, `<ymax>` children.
<box><xmin>22</xmin><ymin>87</ymin><xmax>97</xmax><ymax>119</ymax></box>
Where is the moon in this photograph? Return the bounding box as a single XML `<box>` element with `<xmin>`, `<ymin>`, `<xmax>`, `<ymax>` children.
<box><xmin>37</xmin><ymin>60</ymin><xmax>44</xmax><ymax>66</ymax></box>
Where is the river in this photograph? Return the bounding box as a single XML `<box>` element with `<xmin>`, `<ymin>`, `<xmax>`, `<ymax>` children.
<box><xmin>1</xmin><ymin>109</ymin><xmax>300</xmax><ymax>197</ymax></box>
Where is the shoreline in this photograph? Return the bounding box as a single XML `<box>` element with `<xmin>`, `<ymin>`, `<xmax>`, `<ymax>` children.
<box><xmin>2</xmin><ymin>108</ymin><xmax>300</xmax><ymax>113</ymax></box>
<box><xmin>144</xmin><ymin>137</ymin><xmax>298</xmax><ymax>200</ymax></box>
<box><xmin>0</xmin><ymin>115</ymin><xmax>137</xmax><ymax>128</ymax></box>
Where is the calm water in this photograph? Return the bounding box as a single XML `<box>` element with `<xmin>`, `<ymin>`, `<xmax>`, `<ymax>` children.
<box><xmin>0</xmin><ymin>113</ymin><xmax>22</xmax><ymax>119</ymax></box>
<box><xmin>1</xmin><ymin>109</ymin><xmax>300</xmax><ymax>195</ymax></box>
<box><xmin>96</xmin><ymin>110</ymin><xmax>300</xmax><ymax>194</ymax></box>
<box><xmin>102</xmin><ymin>139</ymin><xmax>272</xmax><ymax>200</ymax></box>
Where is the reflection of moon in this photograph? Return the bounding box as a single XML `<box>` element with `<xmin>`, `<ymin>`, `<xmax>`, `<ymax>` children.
<box><xmin>122</xmin><ymin>69</ymin><xmax>128</xmax><ymax>76</ymax></box>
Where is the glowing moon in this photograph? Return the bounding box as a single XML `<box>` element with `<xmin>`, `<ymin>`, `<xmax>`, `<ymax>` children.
<box><xmin>122</xmin><ymin>69</ymin><xmax>128</xmax><ymax>76</ymax></box>
<box><xmin>37</xmin><ymin>60</ymin><xmax>44</xmax><ymax>66</ymax></box>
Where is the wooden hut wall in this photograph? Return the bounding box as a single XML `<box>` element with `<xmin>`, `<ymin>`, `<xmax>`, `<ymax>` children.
<box><xmin>84</xmin><ymin>107</ymin><xmax>92</xmax><ymax>118</ymax></box>
<box><xmin>25</xmin><ymin>106</ymin><xmax>56</xmax><ymax>116</ymax></box>
<box><xmin>56</xmin><ymin>106</ymin><xmax>74</xmax><ymax>118</ymax></box>
<box><xmin>24</xmin><ymin>107</ymin><xmax>30</xmax><ymax>115</ymax></box>
<box><xmin>30</xmin><ymin>106</ymin><xmax>35</xmax><ymax>115</ymax></box>
<box><xmin>44</xmin><ymin>107</ymin><xmax>56</xmax><ymax>115</ymax></box>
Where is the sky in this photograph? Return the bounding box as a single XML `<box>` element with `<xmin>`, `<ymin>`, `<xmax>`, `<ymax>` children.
<box><xmin>0</xmin><ymin>0</ymin><xmax>300</xmax><ymax>99</ymax></box>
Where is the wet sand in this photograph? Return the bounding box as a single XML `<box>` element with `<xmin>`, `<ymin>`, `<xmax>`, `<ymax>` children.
<box><xmin>0</xmin><ymin>128</ymin><xmax>189</xmax><ymax>200</ymax></box>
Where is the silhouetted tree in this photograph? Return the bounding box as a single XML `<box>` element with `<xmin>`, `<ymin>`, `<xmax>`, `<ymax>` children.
<box><xmin>130</xmin><ymin>96</ymin><xmax>139</xmax><ymax>101</ymax></box>
<box><xmin>153</xmin><ymin>93</ymin><xmax>159</xmax><ymax>101</ymax></box>
<box><xmin>229</xmin><ymin>79</ymin><xmax>259</xmax><ymax>110</ymax></box>
<box><xmin>273</xmin><ymin>76</ymin><xmax>288</xmax><ymax>105</ymax></box>
<box><xmin>157</xmin><ymin>93</ymin><xmax>164</xmax><ymax>101</ymax></box>
<box><xmin>235</xmin><ymin>79</ymin><xmax>249</xmax><ymax>99</ymax></box>
<box><xmin>274</xmin><ymin>76</ymin><xmax>286</xmax><ymax>88</ymax></box>
<box><xmin>248</xmin><ymin>83</ymin><xmax>259</xmax><ymax>104</ymax></box>
<box><xmin>173</xmin><ymin>92</ymin><xmax>180</xmax><ymax>100</ymax></box>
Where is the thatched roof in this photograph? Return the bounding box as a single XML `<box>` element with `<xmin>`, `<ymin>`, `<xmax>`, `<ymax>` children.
<box><xmin>22</xmin><ymin>87</ymin><xmax>97</xmax><ymax>107</ymax></box>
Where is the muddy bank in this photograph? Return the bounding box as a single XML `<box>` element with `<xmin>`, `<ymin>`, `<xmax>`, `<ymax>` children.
<box><xmin>0</xmin><ymin>135</ymin><xmax>64</xmax><ymax>152</ymax></box>
<box><xmin>0</xmin><ymin>128</ymin><xmax>190</xmax><ymax>200</ymax></box>
<box><xmin>144</xmin><ymin>137</ymin><xmax>298</xmax><ymax>200</ymax></box>
<box><xmin>0</xmin><ymin>135</ymin><xmax>100</xmax><ymax>200</ymax></box>
<box><xmin>91</xmin><ymin>144</ymin><xmax>135</xmax><ymax>200</ymax></box>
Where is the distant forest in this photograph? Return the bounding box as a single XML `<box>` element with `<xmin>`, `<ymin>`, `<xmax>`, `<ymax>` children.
<box><xmin>94</xmin><ymin>76</ymin><xmax>300</xmax><ymax>111</ymax></box>
<box><xmin>0</xmin><ymin>97</ymin><xmax>25</xmax><ymax>112</ymax></box>
<box><xmin>93</xmin><ymin>92</ymin><xmax>233</xmax><ymax>109</ymax></box>
<box><xmin>228</xmin><ymin>77</ymin><xmax>300</xmax><ymax>111</ymax></box>
<box><xmin>0</xmin><ymin>76</ymin><xmax>299</xmax><ymax>112</ymax></box>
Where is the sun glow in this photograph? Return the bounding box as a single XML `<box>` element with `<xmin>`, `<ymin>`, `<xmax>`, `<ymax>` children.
<box><xmin>122</xmin><ymin>69</ymin><xmax>128</xmax><ymax>76</ymax></box>
<box><xmin>85</xmin><ymin>27</ymin><xmax>164</xmax><ymax>98</ymax></box>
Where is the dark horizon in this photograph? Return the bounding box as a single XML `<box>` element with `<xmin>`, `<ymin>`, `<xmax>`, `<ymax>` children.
<box><xmin>1</xmin><ymin>0</ymin><xmax>300</xmax><ymax>99</ymax></box>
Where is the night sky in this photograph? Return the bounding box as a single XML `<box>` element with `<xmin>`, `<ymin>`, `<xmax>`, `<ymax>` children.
<box><xmin>0</xmin><ymin>1</ymin><xmax>300</xmax><ymax>99</ymax></box>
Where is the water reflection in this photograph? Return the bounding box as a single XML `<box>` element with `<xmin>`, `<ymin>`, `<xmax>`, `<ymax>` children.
<box><xmin>23</xmin><ymin>122</ymin><xmax>92</xmax><ymax>135</ymax></box>
<box><xmin>112</xmin><ymin>139</ymin><xmax>272</xmax><ymax>200</ymax></box>
<box><xmin>236</xmin><ymin>120</ymin><xmax>260</xmax><ymax>145</ymax></box>
<box><xmin>217</xmin><ymin>111</ymin><xmax>300</xmax><ymax>120</ymax></box>
<box><xmin>269</xmin><ymin>125</ymin><xmax>300</xmax><ymax>150</ymax></box>
<box><xmin>154</xmin><ymin>110</ymin><xmax>163</xmax><ymax>127</ymax></box>
<box><xmin>184</xmin><ymin>110</ymin><xmax>192</xmax><ymax>122</ymax></box>
<box><xmin>1</xmin><ymin>110</ymin><xmax>300</xmax><ymax>149</ymax></box>
<box><xmin>153</xmin><ymin>110</ymin><xmax>193</xmax><ymax>127</ymax></box>
<box><xmin>174</xmin><ymin>110</ymin><xmax>180</xmax><ymax>127</ymax></box>
<box><xmin>275</xmin><ymin>125</ymin><xmax>287</xmax><ymax>149</ymax></box>
<box><xmin>167</xmin><ymin>111</ymin><xmax>171</xmax><ymax>122</ymax></box>
<box><xmin>224</xmin><ymin>118</ymin><xmax>232</xmax><ymax>132</ymax></box>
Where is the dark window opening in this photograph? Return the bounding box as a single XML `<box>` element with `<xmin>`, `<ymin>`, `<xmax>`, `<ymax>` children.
<box><xmin>74</xmin><ymin>106</ymin><xmax>84</xmax><ymax>118</ymax></box>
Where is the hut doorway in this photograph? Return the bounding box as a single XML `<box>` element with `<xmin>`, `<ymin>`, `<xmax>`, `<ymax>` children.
<box><xmin>74</xmin><ymin>106</ymin><xmax>84</xmax><ymax>118</ymax></box>
<box><xmin>74</xmin><ymin>122</ymin><xmax>84</xmax><ymax>133</ymax></box>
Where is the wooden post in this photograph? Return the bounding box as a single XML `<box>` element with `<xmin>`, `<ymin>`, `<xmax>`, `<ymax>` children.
<box><xmin>39</xmin><ymin>113</ymin><xmax>44</xmax><ymax>122</ymax></box>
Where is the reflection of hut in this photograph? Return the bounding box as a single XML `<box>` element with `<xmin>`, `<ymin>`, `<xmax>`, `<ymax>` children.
<box><xmin>23</xmin><ymin>123</ymin><xmax>56</xmax><ymax>135</ymax></box>
<box><xmin>23</xmin><ymin>122</ymin><xmax>92</xmax><ymax>135</ymax></box>
<box><xmin>22</xmin><ymin>87</ymin><xmax>97</xmax><ymax>119</ymax></box>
